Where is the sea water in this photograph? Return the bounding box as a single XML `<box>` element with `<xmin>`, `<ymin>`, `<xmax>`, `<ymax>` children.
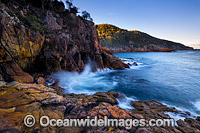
<box><xmin>54</xmin><ymin>50</ymin><xmax>200</xmax><ymax>115</ymax></box>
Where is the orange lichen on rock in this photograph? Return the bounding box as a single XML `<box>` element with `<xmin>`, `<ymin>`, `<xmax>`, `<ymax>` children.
<box><xmin>0</xmin><ymin>83</ymin><xmax>65</xmax><ymax>132</ymax></box>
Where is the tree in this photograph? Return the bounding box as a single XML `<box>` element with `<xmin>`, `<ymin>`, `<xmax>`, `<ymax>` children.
<box><xmin>70</xmin><ymin>6</ymin><xmax>79</xmax><ymax>14</ymax></box>
<box><xmin>66</xmin><ymin>0</ymin><xmax>73</xmax><ymax>9</ymax></box>
<box><xmin>82</xmin><ymin>11</ymin><xmax>93</xmax><ymax>21</ymax></box>
<box><xmin>65</xmin><ymin>0</ymin><xmax>79</xmax><ymax>14</ymax></box>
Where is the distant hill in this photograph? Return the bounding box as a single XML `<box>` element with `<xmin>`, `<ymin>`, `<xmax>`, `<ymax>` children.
<box><xmin>95</xmin><ymin>24</ymin><xmax>193</xmax><ymax>52</ymax></box>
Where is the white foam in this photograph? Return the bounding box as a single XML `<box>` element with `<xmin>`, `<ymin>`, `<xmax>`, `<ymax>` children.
<box><xmin>53</xmin><ymin>62</ymin><xmax>117</xmax><ymax>94</ymax></box>
<box><xmin>117</xmin><ymin>96</ymin><xmax>136</xmax><ymax>110</ymax></box>
<box><xmin>165</xmin><ymin>112</ymin><xmax>185</xmax><ymax>121</ymax></box>
<box><xmin>193</xmin><ymin>101</ymin><xmax>200</xmax><ymax>111</ymax></box>
<box><xmin>120</xmin><ymin>58</ymin><xmax>136</xmax><ymax>65</ymax></box>
<box><xmin>164</xmin><ymin>112</ymin><xmax>185</xmax><ymax>126</ymax></box>
<box><xmin>120</xmin><ymin>57</ymin><xmax>149</xmax><ymax>70</ymax></box>
<box><xmin>162</xmin><ymin>102</ymin><xmax>199</xmax><ymax>118</ymax></box>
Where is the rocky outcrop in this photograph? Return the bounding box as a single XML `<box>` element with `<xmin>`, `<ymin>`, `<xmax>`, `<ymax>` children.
<box><xmin>34</xmin><ymin>12</ymin><xmax>128</xmax><ymax>74</ymax></box>
<box><xmin>1</xmin><ymin>82</ymin><xmax>200</xmax><ymax>132</ymax></box>
<box><xmin>0</xmin><ymin>1</ymin><xmax>128</xmax><ymax>83</ymax></box>
<box><xmin>0</xmin><ymin>83</ymin><xmax>134</xmax><ymax>132</ymax></box>
<box><xmin>64</xmin><ymin>91</ymin><xmax>119</xmax><ymax>106</ymax></box>
<box><xmin>177</xmin><ymin>118</ymin><xmax>200</xmax><ymax>133</ymax></box>
<box><xmin>0</xmin><ymin>61</ymin><xmax>34</xmax><ymax>83</ymax></box>
<box><xmin>131</xmin><ymin>100</ymin><xmax>180</xmax><ymax>119</ymax></box>
<box><xmin>0</xmin><ymin>6</ymin><xmax>45</xmax><ymax>70</ymax></box>
<box><xmin>101</xmin><ymin>49</ymin><xmax>129</xmax><ymax>69</ymax></box>
<box><xmin>0</xmin><ymin>82</ymin><xmax>65</xmax><ymax>132</ymax></box>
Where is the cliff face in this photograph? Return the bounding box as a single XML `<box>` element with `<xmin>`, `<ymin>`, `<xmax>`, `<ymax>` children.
<box><xmin>96</xmin><ymin>24</ymin><xmax>193</xmax><ymax>52</ymax></box>
<box><xmin>0</xmin><ymin>1</ymin><xmax>128</xmax><ymax>82</ymax></box>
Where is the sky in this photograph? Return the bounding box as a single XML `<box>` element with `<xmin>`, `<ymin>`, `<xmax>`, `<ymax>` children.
<box><xmin>64</xmin><ymin>0</ymin><xmax>200</xmax><ymax>49</ymax></box>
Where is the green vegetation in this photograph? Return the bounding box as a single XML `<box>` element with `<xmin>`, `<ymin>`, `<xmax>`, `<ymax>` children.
<box><xmin>82</xmin><ymin>11</ymin><xmax>93</xmax><ymax>21</ymax></box>
<box><xmin>96</xmin><ymin>24</ymin><xmax>127</xmax><ymax>39</ymax></box>
<box><xmin>25</xmin><ymin>14</ymin><xmax>45</xmax><ymax>33</ymax></box>
<box><xmin>96</xmin><ymin>24</ymin><xmax>188</xmax><ymax>50</ymax></box>
<box><xmin>66</xmin><ymin>0</ymin><xmax>79</xmax><ymax>15</ymax></box>
<box><xmin>96</xmin><ymin>24</ymin><xmax>147</xmax><ymax>48</ymax></box>
<box><xmin>16</xmin><ymin>12</ymin><xmax>48</xmax><ymax>34</ymax></box>
<box><xmin>27</xmin><ymin>14</ymin><xmax>43</xmax><ymax>24</ymax></box>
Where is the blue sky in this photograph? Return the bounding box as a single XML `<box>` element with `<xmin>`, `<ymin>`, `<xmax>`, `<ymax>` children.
<box><xmin>64</xmin><ymin>0</ymin><xmax>200</xmax><ymax>48</ymax></box>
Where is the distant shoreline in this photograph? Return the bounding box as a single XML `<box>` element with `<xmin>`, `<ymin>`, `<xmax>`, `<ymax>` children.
<box><xmin>111</xmin><ymin>49</ymin><xmax>199</xmax><ymax>53</ymax></box>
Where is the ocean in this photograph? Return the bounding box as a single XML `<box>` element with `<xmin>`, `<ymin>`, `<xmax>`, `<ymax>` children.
<box><xmin>54</xmin><ymin>50</ymin><xmax>200</xmax><ymax>116</ymax></box>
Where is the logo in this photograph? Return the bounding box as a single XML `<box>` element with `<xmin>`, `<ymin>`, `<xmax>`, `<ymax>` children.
<box><xmin>24</xmin><ymin>115</ymin><xmax>35</xmax><ymax>127</ymax></box>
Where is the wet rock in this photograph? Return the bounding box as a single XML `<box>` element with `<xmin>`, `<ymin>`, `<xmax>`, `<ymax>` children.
<box><xmin>133</xmin><ymin>62</ymin><xmax>138</xmax><ymax>66</ymax></box>
<box><xmin>107</xmin><ymin>90</ymin><xmax>119</xmax><ymax>97</ymax></box>
<box><xmin>127</xmin><ymin>58</ymin><xmax>135</xmax><ymax>60</ymax></box>
<box><xmin>37</xmin><ymin>77</ymin><xmax>46</xmax><ymax>85</ymax></box>
<box><xmin>64</xmin><ymin>91</ymin><xmax>119</xmax><ymax>106</ymax></box>
<box><xmin>88</xmin><ymin>91</ymin><xmax>119</xmax><ymax>105</ymax></box>
<box><xmin>131</xmin><ymin>100</ymin><xmax>179</xmax><ymax>120</ymax></box>
<box><xmin>197</xmin><ymin>116</ymin><xmax>200</xmax><ymax>121</ymax></box>
<box><xmin>101</xmin><ymin>50</ymin><xmax>130</xmax><ymax>70</ymax></box>
<box><xmin>130</xmin><ymin>100</ymin><xmax>200</xmax><ymax>132</ymax></box>
<box><xmin>117</xmin><ymin>92</ymin><xmax>126</xmax><ymax>100</ymax></box>
<box><xmin>131</xmin><ymin>101</ymin><xmax>151</xmax><ymax>111</ymax></box>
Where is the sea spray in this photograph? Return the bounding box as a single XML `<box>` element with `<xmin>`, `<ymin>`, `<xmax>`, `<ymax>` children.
<box><xmin>193</xmin><ymin>101</ymin><xmax>200</xmax><ymax>111</ymax></box>
<box><xmin>52</xmin><ymin>62</ymin><xmax>136</xmax><ymax>110</ymax></box>
<box><xmin>53</xmin><ymin>62</ymin><xmax>116</xmax><ymax>95</ymax></box>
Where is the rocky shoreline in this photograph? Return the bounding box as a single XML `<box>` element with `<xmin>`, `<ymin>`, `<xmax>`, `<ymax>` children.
<box><xmin>0</xmin><ymin>1</ymin><xmax>200</xmax><ymax>133</ymax></box>
<box><xmin>0</xmin><ymin>81</ymin><xmax>200</xmax><ymax>132</ymax></box>
<box><xmin>110</xmin><ymin>48</ymin><xmax>176</xmax><ymax>53</ymax></box>
<box><xmin>111</xmin><ymin>49</ymin><xmax>199</xmax><ymax>53</ymax></box>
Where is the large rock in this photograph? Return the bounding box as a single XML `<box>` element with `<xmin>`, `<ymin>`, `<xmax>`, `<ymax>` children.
<box><xmin>0</xmin><ymin>82</ymin><xmax>65</xmax><ymax>132</ymax></box>
<box><xmin>44</xmin><ymin>11</ymin><xmax>61</xmax><ymax>31</ymax></box>
<box><xmin>37</xmin><ymin>77</ymin><xmax>46</xmax><ymax>85</ymax></box>
<box><xmin>177</xmin><ymin>119</ymin><xmax>200</xmax><ymax>133</ymax></box>
<box><xmin>1</xmin><ymin>82</ymin><xmax>200</xmax><ymax>132</ymax></box>
<box><xmin>33</xmin><ymin>7</ymin><xmax>129</xmax><ymax>74</ymax></box>
<box><xmin>0</xmin><ymin>2</ymin><xmax>128</xmax><ymax>80</ymax></box>
<box><xmin>88</xmin><ymin>91</ymin><xmax>119</xmax><ymax>105</ymax></box>
<box><xmin>131</xmin><ymin>100</ymin><xmax>179</xmax><ymax>119</ymax></box>
<box><xmin>0</xmin><ymin>61</ymin><xmax>34</xmax><ymax>83</ymax></box>
<box><xmin>101</xmin><ymin>49</ymin><xmax>129</xmax><ymax>69</ymax></box>
<box><xmin>64</xmin><ymin>91</ymin><xmax>119</xmax><ymax>105</ymax></box>
<box><xmin>0</xmin><ymin>7</ymin><xmax>45</xmax><ymax>71</ymax></box>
